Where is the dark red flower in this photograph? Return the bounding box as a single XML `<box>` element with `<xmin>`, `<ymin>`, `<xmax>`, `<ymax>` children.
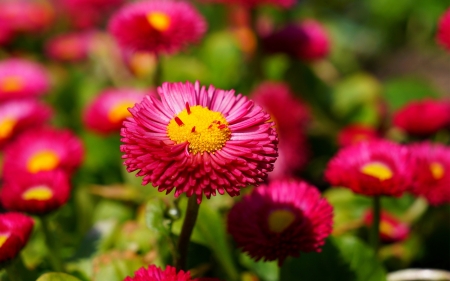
<box><xmin>0</xmin><ymin>212</ymin><xmax>34</xmax><ymax>264</ymax></box>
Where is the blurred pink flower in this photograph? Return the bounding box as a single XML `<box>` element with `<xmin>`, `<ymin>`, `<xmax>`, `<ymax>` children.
<box><xmin>121</xmin><ymin>81</ymin><xmax>278</xmax><ymax>203</ymax></box>
<box><xmin>45</xmin><ymin>31</ymin><xmax>94</xmax><ymax>62</ymax></box>
<box><xmin>0</xmin><ymin>170</ymin><xmax>71</xmax><ymax>215</ymax></box>
<box><xmin>363</xmin><ymin>209</ymin><xmax>410</xmax><ymax>243</ymax></box>
<box><xmin>437</xmin><ymin>8</ymin><xmax>450</xmax><ymax>51</ymax></box>
<box><xmin>0</xmin><ymin>212</ymin><xmax>34</xmax><ymax>264</ymax></box>
<box><xmin>0</xmin><ymin>0</ymin><xmax>54</xmax><ymax>34</ymax></box>
<box><xmin>201</xmin><ymin>0</ymin><xmax>296</xmax><ymax>8</ymax></box>
<box><xmin>124</xmin><ymin>265</ymin><xmax>221</xmax><ymax>281</ymax></box>
<box><xmin>337</xmin><ymin>124</ymin><xmax>380</xmax><ymax>147</ymax></box>
<box><xmin>263</xmin><ymin>20</ymin><xmax>330</xmax><ymax>61</ymax></box>
<box><xmin>0</xmin><ymin>58</ymin><xmax>51</xmax><ymax>102</ymax></box>
<box><xmin>325</xmin><ymin>140</ymin><xmax>411</xmax><ymax>197</ymax></box>
<box><xmin>108</xmin><ymin>0</ymin><xmax>207</xmax><ymax>54</ymax></box>
<box><xmin>227</xmin><ymin>180</ymin><xmax>333</xmax><ymax>265</ymax></box>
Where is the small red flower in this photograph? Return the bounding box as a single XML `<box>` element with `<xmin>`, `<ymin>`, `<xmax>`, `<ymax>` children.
<box><xmin>325</xmin><ymin>140</ymin><xmax>411</xmax><ymax>197</ymax></box>
<box><xmin>393</xmin><ymin>99</ymin><xmax>450</xmax><ymax>137</ymax></box>
<box><xmin>123</xmin><ymin>265</ymin><xmax>221</xmax><ymax>281</ymax></box>
<box><xmin>363</xmin><ymin>209</ymin><xmax>409</xmax><ymax>243</ymax></box>
<box><xmin>0</xmin><ymin>212</ymin><xmax>34</xmax><ymax>264</ymax></box>
<box><xmin>437</xmin><ymin>8</ymin><xmax>450</xmax><ymax>51</ymax></box>
<box><xmin>227</xmin><ymin>180</ymin><xmax>333</xmax><ymax>265</ymax></box>
<box><xmin>45</xmin><ymin>31</ymin><xmax>94</xmax><ymax>62</ymax></box>
<box><xmin>337</xmin><ymin>124</ymin><xmax>380</xmax><ymax>147</ymax></box>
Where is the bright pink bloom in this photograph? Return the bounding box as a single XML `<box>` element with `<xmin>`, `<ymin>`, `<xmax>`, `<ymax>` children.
<box><xmin>337</xmin><ymin>124</ymin><xmax>380</xmax><ymax>147</ymax></box>
<box><xmin>84</xmin><ymin>88</ymin><xmax>150</xmax><ymax>135</ymax></box>
<box><xmin>121</xmin><ymin>81</ymin><xmax>278</xmax><ymax>203</ymax></box>
<box><xmin>0</xmin><ymin>58</ymin><xmax>51</xmax><ymax>102</ymax></box>
<box><xmin>201</xmin><ymin>0</ymin><xmax>295</xmax><ymax>8</ymax></box>
<box><xmin>0</xmin><ymin>212</ymin><xmax>34</xmax><ymax>264</ymax></box>
<box><xmin>393</xmin><ymin>99</ymin><xmax>450</xmax><ymax>136</ymax></box>
<box><xmin>228</xmin><ymin>180</ymin><xmax>333</xmax><ymax>264</ymax></box>
<box><xmin>2</xmin><ymin>127</ymin><xmax>84</xmax><ymax>180</ymax></box>
<box><xmin>263</xmin><ymin>20</ymin><xmax>330</xmax><ymax>61</ymax></box>
<box><xmin>124</xmin><ymin>265</ymin><xmax>220</xmax><ymax>281</ymax></box>
<box><xmin>409</xmin><ymin>142</ymin><xmax>450</xmax><ymax>206</ymax></box>
<box><xmin>108</xmin><ymin>1</ymin><xmax>207</xmax><ymax>54</ymax></box>
<box><xmin>325</xmin><ymin>140</ymin><xmax>411</xmax><ymax>197</ymax></box>
<box><xmin>0</xmin><ymin>99</ymin><xmax>52</xmax><ymax>148</ymax></box>
<box><xmin>251</xmin><ymin>82</ymin><xmax>309</xmax><ymax>179</ymax></box>
<box><xmin>0</xmin><ymin>170</ymin><xmax>70</xmax><ymax>215</ymax></box>
<box><xmin>437</xmin><ymin>8</ymin><xmax>450</xmax><ymax>51</ymax></box>
<box><xmin>363</xmin><ymin>209</ymin><xmax>409</xmax><ymax>243</ymax></box>
<box><xmin>45</xmin><ymin>31</ymin><xmax>94</xmax><ymax>62</ymax></box>
<box><xmin>0</xmin><ymin>0</ymin><xmax>54</xmax><ymax>34</ymax></box>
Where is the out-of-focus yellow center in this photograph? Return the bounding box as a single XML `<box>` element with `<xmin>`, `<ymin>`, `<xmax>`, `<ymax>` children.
<box><xmin>167</xmin><ymin>104</ymin><xmax>231</xmax><ymax>154</ymax></box>
<box><xmin>0</xmin><ymin>76</ymin><xmax>23</xmax><ymax>93</ymax></box>
<box><xmin>108</xmin><ymin>102</ymin><xmax>135</xmax><ymax>123</ymax></box>
<box><xmin>380</xmin><ymin>220</ymin><xmax>395</xmax><ymax>236</ymax></box>
<box><xmin>0</xmin><ymin>234</ymin><xmax>8</xmax><ymax>248</ymax></box>
<box><xmin>361</xmin><ymin>162</ymin><xmax>393</xmax><ymax>181</ymax></box>
<box><xmin>22</xmin><ymin>185</ymin><xmax>53</xmax><ymax>201</ymax></box>
<box><xmin>27</xmin><ymin>150</ymin><xmax>59</xmax><ymax>173</ymax></box>
<box><xmin>146</xmin><ymin>12</ymin><xmax>171</xmax><ymax>32</ymax></box>
<box><xmin>430</xmin><ymin>162</ymin><xmax>445</xmax><ymax>180</ymax></box>
<box><xmin>268</xmin><ymin>209</ymin><xmax>296</xmax><ymax>233</ymax></box>
<box><xmin>0</xmin><ymin>117</ymin><xmax>16</xmax><ymax>139</ymax></box>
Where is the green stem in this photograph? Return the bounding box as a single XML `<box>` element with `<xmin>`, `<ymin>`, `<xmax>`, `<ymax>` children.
<box><xmin>153</xmin><ymin>54</ymin><xmax>163</xmax><ymax>87</ymax></box>
<box><xmin>175</xmin><ymin>196</ymin><xmax>201</xmax><ymax>271</ymax></box>
<box><xmin>40</xmin><ymin>217</ymin><xmax>64</xmax><ymax>272</ymax></box>
<box><xmin>370</xmin><ymin>196</ymin><xmax>381</xmax><ymax>255</ymax></box>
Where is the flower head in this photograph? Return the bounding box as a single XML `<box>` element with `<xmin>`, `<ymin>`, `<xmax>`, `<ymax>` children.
<box><xmin>363</xmin><ymin>209</ymin><xmax>409</xmax><ymax>243</ymax></box>
<box><xmin>408</xmin><ymin>142</ymin><xmax>450</xmax><ymax>206</ymax></box>
<box><xmin>121</xmin><ymin>81</ymin><xmax>278</xmax><ymax>203</ymax></box>
<box><xmin>393</xmin><ymin>99</ymin><xmax>450</xmax><ymax>137</ymax></box>
<box><xmin>437</xmin><ymin>8</ymin><xmax>450</xmax><ymax>51</ymax></box>
<box><xmin>325</xmin><ymin>140</ymin><xmax>411</xmax><ymax>197</ymax></box>
<box><xmin>2</xmin><ymin>127</ymin><xmax>84</xmax><ymax>180</ymax></box>
<box><xmin>251</xmin><ymin>82</ymin><xmax>309</xmax><ymax>180</ymax></box>
<box><xmin>337</xmin><ymin>124</ymin><xmax>380</xmax><ymax>147</ymax></box>
<box><xmin>60</xmin><ymin>0</ymin><xmax>124</xmax><ymax>29</ymax></box>
<box><xmin>84</xmin><ymin>88</ymin><xmax>150</xmax><ymax>135</ymax></box>
<box><xmin>201</xmin><ymin>0</ymin><xmax>295</xmax><ymax>9</ymax></box>
<box><xmin>263</xmin><ymin>20</ymin><xmax>330</xmax><ymax>61</ymax></box>
<box><xmin>124</xmin><ymin>265</ymin><xmax>221</xmax><ymax>281</ymax></box>
<box><xmin>0</xmin><ymin>58</ymin><xmax>51</xmax><ymax>102</ymax></box>
<box><xmin>0</xmin><ymin>0</ymin><xmax>54</xmax><ymax>34</ymax></box>
<box><xmin>108</xmin><ymin>1</ymin><xmax>207</xmax><ymax>54</ymax></box>
<box><xmin>0</xmin><ymin>170</ymin><xmax>71</xmax><ymax>215</ymax></box>
<box><xmin>45</xmin><ymin>31</ymin><xmax>94</xmax><ymax>62</ymax></box>
<box><xmin>0</xmin><ymin>212</ymin><xmax>34</xmax><ymax>264</ymax></box>
<box><xmin>0</xmin><ymin>99</ymin><xmax>52</xmax><ymax>148</ymax></box>
<box><xmin>227</xmin><ymin>180</ymin><xmax>333</xmax><ymax>265</ymax></box>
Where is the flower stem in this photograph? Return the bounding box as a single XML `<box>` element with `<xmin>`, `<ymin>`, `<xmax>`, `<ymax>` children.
<box><xmin>370</xmin><ymin>196</ymin><xmax>381</xmax><ymax>255</ymax></box>
<box><xmin>39</xmin><ymin>216</ymin><xmax>64</xmax><ymax>272</ymax></box>
<box><xmin>153</xmin><ymin>54</ymin><xmax>162</xmax><ymax>87</ymax></box>
<box><xmin>175</xmin><ymin>196</ymin><xmax>200</xmax><ymax>271</ymax></box>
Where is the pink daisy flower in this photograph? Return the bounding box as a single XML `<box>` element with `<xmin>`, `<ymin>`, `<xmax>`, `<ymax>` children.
<box><xmin>2</xmin><ymin>127</ymin><xmax>84</xmax><ymax>180</ymax></box>
<box><xmin>227</xmin><ymin>180</ymin><xmax>333</xmax><ymax>265</ymax></box>
<box><xmin>84</xmin><ymin>88</ymin><xmax>150</xmax><ymax>135</ymax></box>
<box><xmin>121</xmin><ymin>81</ymin><xmax>278</xmax><ymax>203</ymax></box>
<box><xmin>0</xmin><ymin>0</ymin><xmax>54</xmax><ymax>34</ymax></box>
<box><xmin>124</xmin><ymin>265</ymin><xmax>220</xmax><ymax>281</ymax></box>
<box><xmin>437</xmin><ymin>8</ymin><xmax>450</xmax><ymax>51</ymax></box>
<box><xmin>201</xmin><ymin>0</ymin><xmax>295</xmax><ymax>9</ymax></box>
<box><xmin>393</xmin><ymin>99</ymin><xmax>450</xmax><ymax>137</ymax></box>
<box><xmin>251</xmin><ymin>82</ymin><xmax>309</xmax><ymax>180</ymax></box>
<box><xmin>263</xmin><ymin>20</ymin><xmax>330</xmax><ymax>61</ymax></box>
<box><xmin>0</xmin><ymin>99</ymin><xmax>52</xmax><ymax>148</ymax></box>
<box><xmin>337</xmin><ymin>124</ymin><xmax>380</xmax><ymax>147</ymax></box>
<box><xmin>409</xmin><ymin>142</ymin><xmax>450</xmax><ymax>206</ymax></box>
<box><xmin>0</xmin><ymin>170</ymin><xmax>70</xmax><ymax>215</ymax></box>
<box><xmin>363</xmin><ymin>209</ymin><xmax>409</xmax><ymax>243</ymax></box>
<box><xmin>108</xmin><ymin>0</ymin><xmax>207</xmax><ymax>54</ymax></box>
<box><xmin>0</xmin><ymin>58</ymin><xmax>51</xmax><ymax>102</ymax></box>
<box><xmin>45</xmin><ymin>31</ymin><xmax>94</xmax><ymax>62</ymax></box>
<box><xmin>325</xmin><ymin>140</ymin><xmax>411</xmax><ymax>197</ymax></box>
<box><xmin>0</xmin><ymin>212</ymin><xmax>34</xmax><ymax>264</ymax></box>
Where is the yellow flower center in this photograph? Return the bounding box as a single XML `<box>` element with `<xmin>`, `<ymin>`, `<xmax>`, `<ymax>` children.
<box><xmin>268</xmin><ymin>209</ymin><xmax>296</xmax><ymax>233</ymax></box>
<box><xmin>430</xmin><ymin>162</ymin><xmax>445</xmax><ymax>180</ymax></box>
<box><xmin>167</xmin><ymin>103</ymin><xmax>231</xmax><ymax>155</ymax></box>
<box><xmin>0</xmin><ymin>234</ymin><xmax>8</xmax><ymax>248</ymax></box>
<box><xmin>0</xmin><ymin>117</ymin><xmax>16</xmax><ymax>139</ymax></box>
<box><xmin>108</xmin><ymin>101</ymin><xmax>135</xmax><ymax>123</ymax></box>
<box><xmin>379</xmin><ymin>220</ymin><xmax>395</xmax><ymax>237</ymax></box>
<box><xmin>0</xmin><ymin>76</ymin><xmax>23</xmax><ymax>93</ymax></box>
<box><xmin>22</xmin><ymin>185</ymin><xmax>53</xmax><ymax>201</ymax></box>
<box><xmin>27</xmin><ymin>150</ymin><xmax>60</xmax><ymax>173</ymax></box>
<box><xmin>146</xmin><ymin>12</ymin><xmax>171</xmax><ymax>32</ymax></box>
<box><xmin>360</xmin><ymin>162</ymin><xmax>393</xmax><ymax>181</ymax></box>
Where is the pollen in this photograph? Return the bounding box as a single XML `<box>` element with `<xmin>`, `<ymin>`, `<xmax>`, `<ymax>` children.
<box><xmin>108</xmin><ymin>101</ymin><xmax>135</xmax><ymax>123</ymax></box>
<box><xmin>0</xmin><ymin>76</ymin><xmax>23</xmax><ymax>93</ymax></box>
<box><xmin>27</xmin><ymin>150</ymin><xmax>60</xmax><ymax>173</ymax></box>
<box><xmin>430</xmin><ymin>162</ymin><xmax>445</xmax><ymax>180</ymax></box>
<box><xmin>268</xmin><ymin>209</ymin><xmax>296</xmax><ymax>233</ymax></box>
<box><xmin>361</xmin><ymin>161</ymin><xmax>393</xmax><ymax>181</ymax></box>
<box><xmin>22</xmin><ymin>185</ymin><xmax>53</xmax><ymax>201</ymax></box>
<box><xmin>0</xmin><ymin>234</ymin><xmax>8</xmax><ymax>248</ymax></box>
<box><xmin>146</xmin><ymin>12</ymin><xmax>171</xmax><ymax>32</ymax></box>
<box><xmin>167</xmin><ymin>104</ymin><xmax>231</xmax><ymax>154</ymax></box>
<box><xmin>0</xmin><ymin>117</ymin><xmax>16</xmax><ymax>139</ymax></box>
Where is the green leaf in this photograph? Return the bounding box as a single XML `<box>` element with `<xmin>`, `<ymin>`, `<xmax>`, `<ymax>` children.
<box><xmin>240</xmin><ymin>254</ymin><xmax>279</xmax><ymax>281</ymax></box>
<box><xmin>36</xmin><ymin>272</ymin><xmax>83</xmax><ymax>281</ymax></box>
<box><xmin>280</xmin><ymin>236</ymin><xmax>386</xmax><ymax>281</ymax></box>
